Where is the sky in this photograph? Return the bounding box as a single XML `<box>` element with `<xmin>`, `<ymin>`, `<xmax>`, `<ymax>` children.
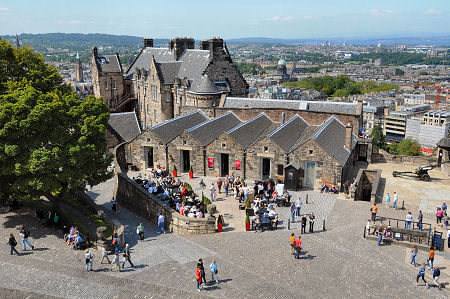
<box><xmin>0</xmin><ymin>0</ymin><xmax>449</xmax><ymax>39</ymax></box>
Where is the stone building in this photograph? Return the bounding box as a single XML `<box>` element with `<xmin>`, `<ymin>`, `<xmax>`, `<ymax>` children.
<box><xmin>91</xmin><ymin>37</ymin><xmax>248</xmax><ymax>126</ymax></box>
<box><xmin>125</xmin><ymin>111</ymin><xmax>365</xmax><ymax>190</ymax></box>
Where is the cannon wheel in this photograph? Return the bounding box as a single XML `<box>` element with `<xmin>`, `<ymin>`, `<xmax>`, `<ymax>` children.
<box><xmin>392</xmin><ymin>171</ymin><xmax>398</xmax><ymax>177</ymax></box>
<box><xmin>421</xmin><ymin>173</ymin><xmax>431</xmax><ymax>181</ymax></box>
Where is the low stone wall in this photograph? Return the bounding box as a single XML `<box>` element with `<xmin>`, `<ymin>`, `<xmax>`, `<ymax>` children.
<box><xmin>115</xmin><ymin>173</ymin><xmax>216</xmax><ymax>234</ymax></box>
<box><xmin>372</xmin><ymin>149</ymin><xmax>434</xmax><ymax>166</ymax></box>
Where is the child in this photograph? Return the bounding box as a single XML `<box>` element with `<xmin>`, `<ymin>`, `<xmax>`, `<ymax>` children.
<box><xmin>111</xmin><ymin>253</ymin><xmax>121</xmax><ymax>272</ymax></box>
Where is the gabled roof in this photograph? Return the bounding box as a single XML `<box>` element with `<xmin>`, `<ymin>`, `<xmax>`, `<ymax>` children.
<box><xmin>97</xmin><ymin>54</ymin><xmax>122</xmax><ymax>73</ymax></box>
<box><xmin>188</xmin><ymin>75</ymin><xmax>221</xmax><ymax>95</ymax></box>
<box><xmin>312</xmin><ymin>117</ymin><xmax>357</xmax><ymax>166</ymax></box>
<box><xmin>227</xmin><ymin>113</ymin><xmax>273</xmax><ymax>149</ymax></box>
<box><xmin>156</xmin><ymin>61</ymin><xmax>182</xmax><ymax>84</ymax></box>
<box><xmin>151</xmin><ymin>110</ymin><xmax>209</xmax><ymax>144</ymax></box>
<box><xmin>268</xmin><ymin>115</ymin><xmax>308</xmax><ymax>152</ymax></box>
<box><xmin>108</xmin><ymin>111</ymin><xmax>141</xmax><ymax>142</ymax></box>
<box><xmin>177</xmin><ymin>49</ymin><xmax>210</xmax><ymax>80</ymax></box>
<box><xmin>187</xmin><ymin>111</ymin><xmax>241</xmax><ymax>146</ymax></box>
<box><xmin>125</xmin><ymin>48</ymin><xmax>175</xmax><ymax>77</ymax></box>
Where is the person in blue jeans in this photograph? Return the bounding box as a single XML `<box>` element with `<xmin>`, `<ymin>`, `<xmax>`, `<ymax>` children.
<box><xmin>157</xmin><ymin>213</ymin><xmax>166</xmax><ymax>234</ymax></box>
<box><xmin>121</xmin><ymin>244</ymin><xmax>134</xmax><ymax>269</ymax></box>
<box><xmin>376</xmin><ymin>224</ymin><xmax>384</xmax><ymax>246</ymax></box>
<box><xmin>19</xmin><ymin>225</ymin><xmax>34</xmax><ymax>251</ymax></box>
<box><xmin>410</xmin><ymin>245</ymin><xmax>418</xmax><ymax>267</ymax></box>
<box><xmin>290</xmin><ymin>203</ymin><xmax>295</xmax><ymax>223</ymax></box>
<box><xmin>8</xmin><ymin>233</ymin><xmax>19</xmax><ymax>255</ymax></box>
<box><xmin>417</xmin><ymin>211</ymin><xmax>423</xmax><ymax>231</ymax></box>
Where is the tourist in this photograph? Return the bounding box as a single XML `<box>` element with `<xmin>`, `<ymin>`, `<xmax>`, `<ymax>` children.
<box><xmin>137</xmin><ymin>223</ymin><xmax>144</xmax><ymax>242</ymax></box>
<box><xmin>197</xmin><ymin>258</ymin><xmax>207</xmax><ymax>284</ymax></box>
<box><xmin>100</xmin><ymin>246</ymin><xmax>111</xmax><ymax>264</ymax></box>
<box><xmin>224</xmin><ymin>176</ymin><xmax>229</xmax><ymax>197</ymax></box>
<box><xmin>405</xmin><ymin>212</ymin><xmax>413</xmax><ymax>229</ymax></box>
<box><xmin>417</xmin><ymin>210</ymin><xmax>423</xmax><ymax>231</ymax></box>
<box><xmin>443</xmin><ymin>212</ymin><xmax>448</xmax><ymax>229</ymax></box>
<box><xmin>19</xmin><ymin>225</ymin><xmax>34</xmax><ymax>251</ymax></box>
<box><xmin>448</xmin><ymin>229</ymin><xmax>450</xmax><ymax>249</ymax></box>
<box><xmin>415</xmin><ymin>262</ymin><xmax>429</xmax><ymax>287</ymax></box>
<box><xmin>7</xmin><ymin>233</ymin><xmax>19</xmax><ymax>255</ymax></box>
<box><xmin>122</xmin><ymin>244</ymin><xmax>134</xmax><ymax>269</ymax></box>
<box><xmin>243</xmin><ymin>184</ymin><xmax>249</xmax><ymax>202</ymax></box>
<box><xmin>343</xmin><ymin>181</ymin><xmax>349</xmax><ymax>198</ymax></box>
<box><xmin>111</xmin><ymin>252</ymin><xmax>121</xmax><ymax>272</ymax></box>
<box><xmin>301</xmin><ymin>214</ymin><xmax>307</xmax><ymax>234</ymax></box>
<box><xmin>73</xmin><ymin>234</ymin><xmax>84</xmax><ymax>250</ymax></box>
<box><xmin>294</xmin><ymin>235</ymin><xmax>302</xmax><ymax>259</ymax></box>
<box><xmin>290</xmin><ymin>202</ymin><xmax>295</xmax><ymax>223</ymax></box>
<box><xmin>432</xmin><ymin>266</ymin><xmax>441</xmax><ymax>289</ymax></box>
<box><xmin>376</xmin><ymin>223</ymin><xmax>384</xmax><ymax>246</ymax></box>
<box><xmin>196</xmin><ymin>264</ymin><xmax>203</xmax><ymax>292</ymax></box>
<box><xmin>209</xmin><ymin>259</ymin><xmax>219</xmax><ymax>284</ymax></box>
<box><xmin>443</xmin><ymin>201</ymin><xmax>447</xmax><ymax>212</ymax></box>
<box><xmin>309</xmin><ymin>212</ymin><xmax>315</xmax><ymax>232</ymax></box>
<box><xmin>427</xmin><ymin>247</ymin><xmax>435</xmax><ymax>270</ymax></box>
<box><xmin>53</xmin><ymin>213</ymin><xmax>59</xmax><ymax>229</ymax></box>
<box><xmin>217</xmin><ymin>178</ymin><xmax>222</xmax><ymax>194</ymax></box>
<box><xmin>393</xmin><ymin>192</ymin><xmax>398</xmax><ymax>210</ymax></box>
<box><xmin>111</xmin><ymin>196</ymin><xmax>117</xmax><ymax>213</ymax></box>
<box><xmin>411</xmin><ymin>245</ymin><xmax>418</xmax><ymax>267</ymax></box>
<box><xmin>371</xmin><ymin>203</ymin><xmax>378</xmax><ymax>221</ymax></box>
<box><xmin>295</xmin><ymin>197</ymin><xmax>303</xmax><ymax>217</ymax></box>
<box><xmin>289</xmin><ymin>233</ymin><xmax>295</xmax><ymax>255</ymax></box>
<box><xmin>209</xmin><ymin>183</ymin><xmax>215</xmax><ymax>202</ymax></box>
<box><xmin>85</xmin><ymin>249</ymin><xmax>94</xmax><ymax>272</ymax></box>
<box><xmin>385</xmin><ymin>193</ymin><xmax>390</xmax><ymax>208</ymax></box>
<box><xmin>258</xmin><ymin>182</ymin><xmax>264</xmax><ymax>195</ymax></box>
<box><xmin>436</xmin><ymin>207</ymin><xmax>443</xmax><ymax>224</ymax></box>
<box><xmin>233</xmin><ymin>185</ymin><xmax>238</xmax><ymax>200</ymax></box>
<box><xmin>179</xmin><ymin>204</ymin><xmax>185</xmax><ymax>216</ymax></box>
<box><xmin>157</xmin><ymin>213</ymin><xmax>166</xmax><ymax>234</ymax></box>
<box><xmin>366</xmin><ymin>219</ymin><xmax>372</xmax><ymax>235</ymax></box>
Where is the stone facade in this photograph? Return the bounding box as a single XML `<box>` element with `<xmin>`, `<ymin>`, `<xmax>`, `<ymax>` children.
<box><xmin>168</xmin><ymin>131</ymin><xmax>204</xmax><ymax>175</ymax></box>
<box><xmin>127</xmin><ymin>130</ymin><xmax>167</xmax><ymax>171</ymax></box>
<box><xmin>246</xmin><ymin>136</ymin><xmax>286</xmax><ymax>181</ymax></box>
<box><xmin>205</xmin><ymin>132</ymin><xmax>245</xmax><ymax>178</ymax></box>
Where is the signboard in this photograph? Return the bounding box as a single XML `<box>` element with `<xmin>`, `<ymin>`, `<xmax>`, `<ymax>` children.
<box><xmin>208</xmin><ymin>158</ymin><xmax>214</xmax><ymax>168</ymax></box>
<box><xmin>235</xmin><ymin>160</ymin><xmax>241</xmax><ymax>170</ymax></box>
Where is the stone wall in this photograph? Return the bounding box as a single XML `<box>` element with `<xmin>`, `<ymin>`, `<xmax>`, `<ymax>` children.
<box><xmin>246</xmin><ymin>136</ymin><xmax>286</xmax><ymax>181</ymax></box>
<box><xmin>373</xmin><ymin>149</ymin><xmax>435</xmax><ymax>166</ymax></box>
<box><xmin>127</xmin><ymin>130</ymin><xmax>167</xmax><ymax>171</ymax></box>
<box><xmin>114</xmin><ymin>142</ymin><xmax>127</xmax><ymax>173</ymax></box>
<box><xmin>205</xmin><ymin>132</ymin><xmax>244</xmax><ymax>178</ymax></box>
<box><xmin>115</xmin><ymin>173</ymin><xmax>216</xmax><ymax>234</ymax></box>
<box><xmin>168</xmin><ymin>131</ymin><xmax>204</xmax><ymax>175</ymax></box>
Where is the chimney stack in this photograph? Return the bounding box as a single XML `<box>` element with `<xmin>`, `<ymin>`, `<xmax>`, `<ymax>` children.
<box><xmin>142</xmin><ymin>38</ymin><xmax>153</xmax><ymax>49</ymax></box>
<box><xmin>345</xmin><ymin>121</ymin><xmax>353</xmax><ymax>151</ymax></box>
<box><xmin>168</xmin><ymin>37</ymin><xmax>195</xmax><ymax>60</ymax></box>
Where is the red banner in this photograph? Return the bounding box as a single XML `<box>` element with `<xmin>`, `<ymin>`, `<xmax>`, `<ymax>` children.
<box><xmin>208</xmin><ymin>158</ymin><xmax>214</xmax><ymax>168</ymax></box>
<box><xmin>235</xmin><ymin>160</ymin><xmax>241</xmax><ymax>170</ymax></box>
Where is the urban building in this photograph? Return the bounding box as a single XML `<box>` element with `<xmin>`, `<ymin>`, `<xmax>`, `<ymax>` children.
<box><xmin>383</xmin><ymin>111</ymin><xmax>411</xmax><ymax>141</ymax></box>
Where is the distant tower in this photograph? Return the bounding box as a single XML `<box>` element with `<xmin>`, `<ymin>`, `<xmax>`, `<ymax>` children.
<box><xmin>15</xmin><ymin>34</ymin><xmax>20</xmax><ymax>48</ymax></box>
<box><xmin>75</xmin><ymin>52</ymin><xmax>83</xmax><ymax>82</ymax></box>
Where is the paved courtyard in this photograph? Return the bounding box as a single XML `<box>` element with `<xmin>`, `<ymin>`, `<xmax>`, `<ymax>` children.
<box><xmin>1</xmin><ymin>175</ymin><xmax>448</xmax><ymax>298</ymax></box>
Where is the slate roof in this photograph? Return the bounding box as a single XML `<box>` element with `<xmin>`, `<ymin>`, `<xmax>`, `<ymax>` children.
<box><xmin>312</xmin><ymin>117</ymin><xmax>357</xmax><ymax>166</ymax></box>
<box><xmin>125</xmin><ymin>48</ymin><xmax>175</xmax><ymax>77</ymax></box>
<box><xmin>189</xmin><ymin>75</ymin><xmax>221</xmax><ymax>94</ymax></box>
<box><xmin>177</xmin><ymin>49</ymin><xmax>210</xmax><ymax>80</ymax></box>
<box><xmin>187</xmin><ymin>111</ymin><xmax>241</xmax><ymax>146</ymax></box>
<box><xmin>97</xmin><ymin>55</ymin><xmax>122</xmax><ymax>73</ymax></box>
<box><xmin>222</xmin><ymin>97</ymin><xmax>357</xmax><ymax>114</ymax></box>
<box><xmin>268</xmin><ymin>115</ymin><xmax>309</xmax><ymax>152</ymax></box>
<box><xmin>290</xmin><ymin>125</ymin><xmax>322</xmax><ymax>150</ymax></box>
<box><xmin>151</xmin><ymin>110</ymin><xmax>209</xmax><ymax>144</ymax></box>
<box><xmin>108</xmin><ymin>111</ymin><xmax>141</xmax><ymax>142</ymax></box>
<box><xmin>156</xmin><ymin>61</ymin><xmax>182</xmax><ymax>84</ymax></box>
<box><xmin>226</xmin><ymin>113</ymin><xmax>273</xmax><ymax>149</ymax></box>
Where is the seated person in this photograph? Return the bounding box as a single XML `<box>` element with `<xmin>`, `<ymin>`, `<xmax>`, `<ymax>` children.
<box><xmin>175</xmin><ymin>202</ymin><xmax>180</xmax><ymax>211</ymax></box>
<box><xmin>196</xmin><ymin>210</ymin><xmax>203</xmax><ymax>218</ymax></box>
<box><xmin>180</xmin><ymin>186</ymin><xmax>187</xmax><ymax>197</ymax></box>
<box><xmin>73</xmin><ymin>234</ymin><xmax>84</xmax><ymax>250</ymax></box>
<box><xmin>320</xmin><ymin>184</ymin><xmax>329</xmax><ymax>193</ymax></box>
<box><xmin>329</xmin><ymin>185</ymin><xmax>336</xmax><ymax>193</ymax></box>
<box><xmin>187</xmin><ymin>210</ymin><xmax>195</xmax><ymax>218</ymax></box>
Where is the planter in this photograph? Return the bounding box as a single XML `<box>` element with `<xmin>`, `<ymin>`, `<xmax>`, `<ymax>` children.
<box><xmin>245</xmin><ymin>222</ymin><xmax>250</xmax><ymax>231</ymax></box>
<box><xmin>172</xmin><ymin>170</ymin><xmax>177</xmax><ymax>177</ymax></box>
<box><xmin>189</xmin><ymin>171</ymin><xmax>193</xmax><ymax>179</ymax></box>
<box><xmin>217</xmin><ymin>223</ymin><xmax>223</xmax><ymax>232</ymax></box>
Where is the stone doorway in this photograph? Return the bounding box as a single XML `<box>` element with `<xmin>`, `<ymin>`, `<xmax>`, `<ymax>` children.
<box><xmin>220</xmin><ymin>153</ymin><xmax>229</xmax><ymax>177</ymax></box>
<box><xmin>261</xmin><ymin>157</ymin><xmax>271</xmax><ymax>180</ymax></box>
<box><xmin>181</xmin><ymin>150</ymin><xmax>190</xmax><ymax>172</ymax></box>
<box><xmin>145</xmin><ymin>146</ymin><xmax>154</xmax><ymax>169</ymax></box>
<box><xmin>304</xmin><ymin>161</ymin><xmax>316</xmax><ymax>187</ymax></box>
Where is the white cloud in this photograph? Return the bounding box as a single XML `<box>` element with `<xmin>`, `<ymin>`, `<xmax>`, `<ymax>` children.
<box><xmin>67</xmin><ymin>20</ymin><xmax>82</xmax><ymax>24</ymax></box>
<box><xmin>370</xmin><ymin>9</ymin><xmax>397</xmax><ymax>16</ymax></box>
<box><xmin>0</xmin><ymin>7</ymin><xmax>8</xmax><ymax>12</ymax></box>
<box><xmin>266</xmin><ymin>15</ymin><xmax>312</xmax><ymax>22</ymax></box>
<box><xmin>424</xmin><ymin>9</ymin><xmax>442</xmax><ymax>15</ymax></box>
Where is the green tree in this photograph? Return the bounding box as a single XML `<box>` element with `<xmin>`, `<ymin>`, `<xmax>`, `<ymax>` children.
<box><xmin>388</xmin><ymin>138</ymin><xmax>421</xmax><ymax>156</ymax></box>
<box><xmin>395</xmin><ymin>68</ymin><xmax>405</xmax><ymax>76</ymax></box>
<box><xmin>0</xmin><ymin>86</ymin><xmax>113</xmax><ymax>207</ymax></box>
<box><xmin>370</xmin><ymin>124</ymin><xmax>386</xmax><ymax>149</ymax></box>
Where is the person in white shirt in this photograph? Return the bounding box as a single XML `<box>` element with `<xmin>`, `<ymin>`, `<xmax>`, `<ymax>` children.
<box><xmin>393</xmin><ymin>192</ymin><xmax>399</xmax><ymax>210</ymax></box>
<box><xmin>209</xmin><ymin>183</ymin><xmax>216</xmax><ymax>202</ymax></box>
<box><xmin>295</xmin><ymin>198</ymin><xmax>303</xmax><ymax>217</ymax></box>
<box><xmin>157</xmin><ymin>213</ymin><xmax>166</xmax><ymax>234</ymax></box>
<box><xmin>405</xmin><ymin>212</ymin><xmax>413</xmax><ymax>229</ymax></box>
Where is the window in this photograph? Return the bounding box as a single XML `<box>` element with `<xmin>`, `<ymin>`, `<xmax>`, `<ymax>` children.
<box><xmin>309</xmin><ymin>149</ymin><xmax>314</xmax><ymax>155</ymax></box>
<box><xmin>183</xmin><ymin>140</ymin><xmax>187</xmax><ymax>145</ymax></box>
<box><xmin>222</xmin><ymin>143</ymin><xmax>226</xmax><ymax>149</ymax></box>
<box><xmin>277</xmin><ymin>164</ymin><xmax>283</xmax><ymax>175</ymax></box>
<box><xmin>264</xmin><ymin>146</ymin><xmax>268</xmax><ymax>152</ymax></box>
<box><xmin>151</xmin><ymin>85</ymin><xmax>158</xmax><ymax>101</ymax></box>
<box><xmin>113</xmin><ymin>81</ymin><xmax>117</xmax><ymax>90</ymax></box>
<box><xmin>154</xmin><ymin>110</ymin><xmax>157</xmax><ymax>123</ymax></box>
<box><xmin>105</xmin><ymin>81</ymin><xmax>109</xmax><ymax>91</ymax></box>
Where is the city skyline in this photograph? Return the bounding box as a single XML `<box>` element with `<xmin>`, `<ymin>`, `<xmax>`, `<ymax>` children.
<box><xmin>0</xmin><ymin>0</ymin><xmax>449</xmax><ymax>39</ymax></box>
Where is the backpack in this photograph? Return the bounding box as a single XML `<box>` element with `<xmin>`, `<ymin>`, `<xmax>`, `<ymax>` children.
<box><xmin>11</xmin><ymin>238</ymin><xmax>17</xmax><ymax>247</ymax></box>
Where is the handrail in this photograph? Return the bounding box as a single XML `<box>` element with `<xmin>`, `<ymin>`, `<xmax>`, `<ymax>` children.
<box><xmin>373</xmin><ymin>215</ymin><xmax>432</xmax><ymax>237</ymax></box>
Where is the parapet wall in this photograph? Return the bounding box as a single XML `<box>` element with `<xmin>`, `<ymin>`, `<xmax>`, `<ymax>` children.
<box><xmin>372</xmin><ymin>149</ymin><xmax>434</xmax><ymax>166</ymax></box>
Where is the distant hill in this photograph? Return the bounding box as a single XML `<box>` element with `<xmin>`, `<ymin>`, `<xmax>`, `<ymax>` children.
<box><xmin>0</xmin><ymin>33</ymin><xmax>169</xmax><ymax>51</ymax></box>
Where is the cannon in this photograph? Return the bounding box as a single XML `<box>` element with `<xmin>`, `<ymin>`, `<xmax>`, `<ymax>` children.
<box><xmin>392</xmin><ymin>161</ymin><xmax>449</xmax><ymax>181</ymax></box>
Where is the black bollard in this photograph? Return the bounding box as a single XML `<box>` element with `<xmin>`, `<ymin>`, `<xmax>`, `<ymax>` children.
<box><xmin>402</xmin><ymin>201</ymin><xmax>404</xmax><ymax>210</ymax></box>
<box><xmin>306</xmin><ymin>194</ymin><xmax>309</xmax><ymax>204</ymax></box>
<box><xmin>323</xmin><ymin>219</ymin><xmax>326</xmax><ymax>231</ymax></box>
<box><xmin>288</xmin><ymin>218</ymin><xmax>291</xmax><ymax>230</ymax></box>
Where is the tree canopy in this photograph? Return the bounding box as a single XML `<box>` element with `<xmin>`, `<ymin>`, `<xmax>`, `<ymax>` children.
<box><xmin>387</xmin><ymin>138</ymin><xmax>421</xmax><ymax>156</ymax></box>
<box><xmin>370</xmin><ymin>124</ymin><xmax>386</xmax><ymax>149</ymax></box>
<box><xmin>0</xmin><ymin>39</ymin><xmax>112</xmax><ymax>203</ymax></box>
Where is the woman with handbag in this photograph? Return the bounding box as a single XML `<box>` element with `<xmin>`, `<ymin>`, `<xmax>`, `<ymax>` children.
<box><xmin>7</xmin><ymin>233</ymin><xmax>19</xmax><ymax>255</ymax></box>
<box><xmin>196</xmin><ymin>264</ymin><xmax>203</xmax><ymax>292</ymax></box>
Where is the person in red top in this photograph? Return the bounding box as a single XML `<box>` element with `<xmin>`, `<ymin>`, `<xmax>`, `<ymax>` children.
<box><xmin>294</xmin><ymin>236</ymin><xmax>302</xmax><ymax>259</ymax></box>
<box><xmin>180</xmin><ymin>186</ymin><xmax>187</xmax><ymax>197</ymax></box>
<box><xmin>196</xmin><ymin>264</ymin><xmax>203</xmax><ymax>292</ymax></box>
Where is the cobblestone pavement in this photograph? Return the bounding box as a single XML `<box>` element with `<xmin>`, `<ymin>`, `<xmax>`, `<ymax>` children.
<box><xmin>0</xmin><ymin>179</ymin><xmax>448</xmax><ymax>298</ymax></box>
